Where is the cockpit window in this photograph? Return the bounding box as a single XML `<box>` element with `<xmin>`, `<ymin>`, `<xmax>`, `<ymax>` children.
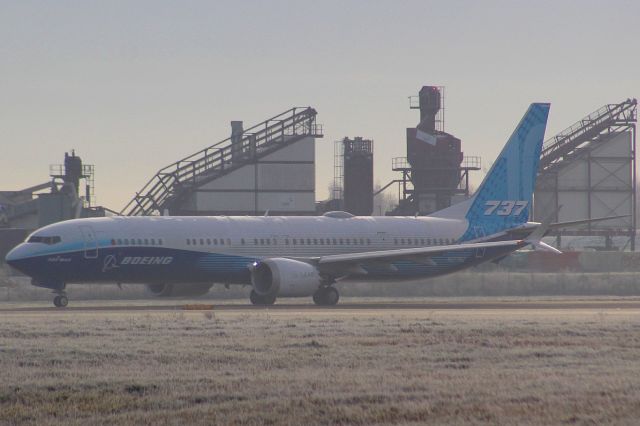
<box><xmin>28</xmin><ymin>236</ymin><xmax>62</xmax><ymax>245</ymax></box>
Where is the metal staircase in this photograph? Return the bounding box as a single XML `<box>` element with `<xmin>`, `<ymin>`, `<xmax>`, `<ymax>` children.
<box><xmin>539</xmin><ymin>99</ymin><xmax>637</xmax><ymax>173</ymax></box>
<box><xmin>121</xmin><ymin>107</ymin><xmax>323</xmax><ymax>216</ymax></box>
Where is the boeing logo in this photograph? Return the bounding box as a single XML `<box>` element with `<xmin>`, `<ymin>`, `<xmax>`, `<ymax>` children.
<box><xmin>102</xmin><ymin>255</ymin><xmax>119</xmax><ymax>272</ymax></box>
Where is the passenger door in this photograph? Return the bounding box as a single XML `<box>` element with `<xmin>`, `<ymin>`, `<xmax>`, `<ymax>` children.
<box><xmin>79</xmin><ymin>225</ymin><xmax>99</xmax><ymax>259</ymax></box>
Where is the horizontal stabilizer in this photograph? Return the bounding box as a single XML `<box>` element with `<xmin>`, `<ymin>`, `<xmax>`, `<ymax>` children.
<box><xmin>549</xmin><ymin>215</ymin><xmax>630</xmax><ymax>230</ymax></box>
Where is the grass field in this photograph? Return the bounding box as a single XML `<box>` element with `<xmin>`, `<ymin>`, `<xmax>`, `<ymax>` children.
<box><xmin>2</xmin><ymin>301</ymin><xmax>640</xmax><ymax>425</ymax></box>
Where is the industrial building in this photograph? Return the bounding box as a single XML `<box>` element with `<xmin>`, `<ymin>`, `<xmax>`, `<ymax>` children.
<box><xmin>121</xmin><ymin>107</ymin><xmax>323</xmax><ymax>216</ymax></box>
<box><xmin>0</xmin><ymin>151</ymin><xmax>106</xmax><ymax>260</ymax></box>
<box><xmin>534</xmin><ymin>99</ymin><xmax>637</xmax><ymax>250</ymax></box>
<box><xmin>380</xmin><ymin>86</ymin><xmax>481</xmax><ymax>216</ymax></box>
<box><xmin>330</xmin><ymin>137</ymin><xmax>374</xmax><ymax>216</ymax></box>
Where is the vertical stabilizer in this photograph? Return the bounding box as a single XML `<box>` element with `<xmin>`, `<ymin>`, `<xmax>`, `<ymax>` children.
<box><xmin>431</xmin><ymin>103</ymin><xmax>550</xmax><ymax>240</ymax></box>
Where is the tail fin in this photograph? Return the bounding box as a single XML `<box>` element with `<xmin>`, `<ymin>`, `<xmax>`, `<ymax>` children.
<box><xmin>431</xmin><ymin>103</ymin><xmax>550</xmax><ymax>240</ymax></box>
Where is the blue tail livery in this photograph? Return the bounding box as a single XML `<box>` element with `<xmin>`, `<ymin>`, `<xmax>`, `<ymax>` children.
<box><xmin>431</xmin><ymin>103</ymin><xmax>550</xmax><ymax>241</ymax></box>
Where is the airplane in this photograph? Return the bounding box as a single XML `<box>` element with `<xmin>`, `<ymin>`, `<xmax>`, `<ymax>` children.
<box><xmin>5</xmin><ymin>102</ymin><xmax>598</xmax><ymax>308</ymax></box>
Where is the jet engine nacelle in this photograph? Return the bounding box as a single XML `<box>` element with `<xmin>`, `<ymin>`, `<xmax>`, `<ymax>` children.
<box><xmin>250</xmin><ymin>258</ymin><xmax>322</xmax><ymax>298</ymax></box>
<box><xmin>145</xmin><ymin>283</ymin><xmax>213</xmax><ymax>297</ymax></box>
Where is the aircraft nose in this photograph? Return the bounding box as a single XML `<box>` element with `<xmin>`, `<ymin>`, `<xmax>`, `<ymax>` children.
<box><xmin>6</xmin><ymin>245</ymin><xmax>21</xmax><ymax>265</ymax></box>
<box><xmin>5</xmin><ymin>244</ymin><xmax>30</xmax><ymax>271</ymax></box>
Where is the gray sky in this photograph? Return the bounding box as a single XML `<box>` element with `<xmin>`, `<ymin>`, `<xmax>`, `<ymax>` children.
<box><xmin>1</xmin><ymin>0</ymin><xmax>638</xmax><ymax>210</ymax></box>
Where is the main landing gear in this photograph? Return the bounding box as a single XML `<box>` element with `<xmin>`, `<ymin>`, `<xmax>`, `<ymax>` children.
<box><xmin>313</xmin><ymin>286</ymin><xmax>339</xmax><ymax>306</ymax></box>
<box><xmin>249</xmin><ymin>290</ymin><xmax>276</xmax><ymax>306</ymax></box>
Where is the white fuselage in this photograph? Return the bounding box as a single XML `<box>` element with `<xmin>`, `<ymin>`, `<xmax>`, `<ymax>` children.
<box><xmin>6</xmin><ymin>214</ymin><xmax>493</xmax><ymax>287</ymax></box>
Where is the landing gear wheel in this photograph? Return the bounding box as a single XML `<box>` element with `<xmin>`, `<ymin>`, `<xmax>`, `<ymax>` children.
<box><xmin>53</xmin><ymin>295</ymin><xmax>68</xmax><ymax>308</ymax></box>
<box><xmin>249</xmin><ymin>290</ymin><xmax>276</xmax><ymax>306</ymax></box>
<box><xmin>313</xmin><ymin>287</ymin><xmax>339</xmax><ymax>306</ymax></box>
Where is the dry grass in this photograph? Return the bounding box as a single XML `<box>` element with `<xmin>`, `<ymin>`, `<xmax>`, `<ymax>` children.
<box><xmin>2</xmin><ymin>304</ymin><xmax>640</xmax><ymax>425</ymax></box>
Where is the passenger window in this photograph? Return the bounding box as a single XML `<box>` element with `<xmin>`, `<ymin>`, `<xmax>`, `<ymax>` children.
<box><xmin>241</xmin><ymin>238</ymin><xmax>245</xmax><ymax>245</ymax></box>
<box><xmin>199</xmin><ymin>239</ymin><xmax>203</xmax><ymax>245</ymax></box>
<box><xmin>394</xmin><ymin>238</ymin><xmax>398</xmax><ymax>244</ymax></box>
<box><xmin>220</xmin><ymin>239</ymin><xmax>225</xmax><ymax>245</ymax></box>
<box><xmin>339</xmin><ymin>239</ymin><xmax>343</xmax><ymax>245</ymax></box>
<box><xmin>307</xmin><ymin>238</ymin><xmax>311</xmax><ymax>245</ymax></box>
<box><xmin>266</xmin><ymin>239</ymin><xmax>270</xmax><ymax>245</ymax></box>
<box><xmin>143</xmin><ymin>239</ymin><xmax>148</xmax><ymax>245</ymax></box>
<box><xmin>253</xmin><ymin>238</ymin><xmax>258</xmax><ymax>245</ymax></box>
<box><xmin>345</xmin><ymin>239</ymin><xmax>350</xmax><ymax>245</ymax></box>
<box><xmin>300</xmin><ymin>239</ymin><xmax>304</xmax><ymax>245</ymax></box>
<box><xmin>292</xmin><ymin>239</ymin><xmax>297</xmax><ymax>245</ymax></box>
<box><xmin>285</xmin><ymin>239</ymin><xmax>289</xmax><ymax>245</ymax></box>
<box><xmin>367</xmin><ymin>238</ymin><xmax>371</xmax><ymax>245</ymax></box>
<box><xmin>158</xmin><ymin>239</ymin><xmax>163</xmax><ymax>245</ymax></box>
<box><xmin>332</xmin><ymin>238</ymin><xmax>337</xmax><ymax>245</ymax></box>
<box><xmin>206</xmin><ymin>238</ymin><xmax>211</xmax><ymax>245</ymax></box>
<box><xmin>117</xmin><ymin>239</ymin><xmax>123</xmax><ymax>245</ymax></box>
<box><xmin>111</xmin><ymin>239</ymin><xmax>116</xmax><ymax>246</ymax></box>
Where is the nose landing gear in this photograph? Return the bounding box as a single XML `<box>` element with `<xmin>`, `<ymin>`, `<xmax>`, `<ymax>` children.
<box><xmin>51</xmin><ymin>284</ymin><xmax>68</xmax><ymax>308</ymax></box>
<box><xmin>53</xmin><ymin>294</ymin><xmax>68</xmax><ymax>308</ymax></box>
<box><xmin>29</xmin><ymin>280</ymin><xmax>69</xmax><ymax>308</ymax></box>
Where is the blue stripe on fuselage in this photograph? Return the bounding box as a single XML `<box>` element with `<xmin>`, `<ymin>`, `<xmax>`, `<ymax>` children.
<box><xmin>12</xmin><ymin>243</ymin><xmax>519</xmax><ymax>285</ymax></box>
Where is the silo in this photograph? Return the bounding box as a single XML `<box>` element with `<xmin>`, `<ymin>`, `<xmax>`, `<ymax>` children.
<box><xmin>342</xmin><ymin>137</ymin><xmax>374</xmax><ymax>216</ymax></box>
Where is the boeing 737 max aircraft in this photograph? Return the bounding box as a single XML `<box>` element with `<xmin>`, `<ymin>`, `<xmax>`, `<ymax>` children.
<box><xmin>7</xmin><ymin>103</ymin><xmax>585</xmax><ymax>307</ymax></box>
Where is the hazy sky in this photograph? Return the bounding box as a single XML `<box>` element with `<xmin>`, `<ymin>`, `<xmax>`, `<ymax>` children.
<box><xmin>1</xmin><ymin>0</ymin><xmax>638</xmax><ymax>210</ymax></box>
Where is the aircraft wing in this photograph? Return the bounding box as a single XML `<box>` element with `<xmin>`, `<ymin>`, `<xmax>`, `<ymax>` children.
<box><xmin>297</xmin><ymin>240</ymin><xmax>525</xmax><ymax>275</ymax></box>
